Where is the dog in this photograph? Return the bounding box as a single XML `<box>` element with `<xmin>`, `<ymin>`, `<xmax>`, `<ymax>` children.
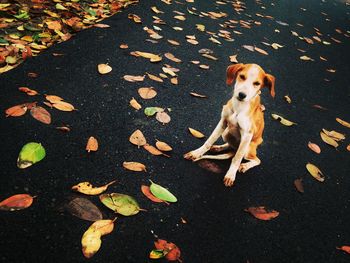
<box><xmin>184</xmin><ymin>63</ymin><xmax>275</xmax><ymax>187</ymax></box>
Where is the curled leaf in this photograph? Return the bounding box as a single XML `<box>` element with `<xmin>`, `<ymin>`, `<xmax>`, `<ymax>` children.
<box><xmin>72</xmin><ymin>181</ymin><xmax>116</xmax><ymax>195</ymax></box>
<box><xmin>336</xmin><ymin>117</ymin><xmax>350</xmax><ymax>128</ymax></box>
<box><xmin>18</xmin><ymin>87</ymin><xmax>38</xmax><ymax>96</ymax></box>
<box><xmin>271</xmin><ymin>114</ymin><xmax>297</xmax><ymax>126</ymax></box>
<box><xmin>141</xmin><ymin>185</ymin><xmax>167</xmax><ymax>204</ymax></box>
<box><xmin>130</xmin><ymin>97</ymin><xmax>142</xmax><ymax>110</ymax></box>
<box><xmin>322</xmin><ymin>129</ymin><xmax>345</xmax><ymax>141</ymax></box>
<box><xmin>0</xmin><ymin>194</ymin><xmax>34</xmax><ymax>211</ymax></box>
<box><xmin>244</xmin><ymin>206</ymin><xmax>279</xmax><ymax>220</ymax></box>
<box><xmin>306</xmin><ymin>163</ymin><xmax>325</xmax><ymax>182</ymax></box>
<box><xmin>320</xmin><ymin>131</ymin><xmax>338</xmax><ymax>148</ymax></box>
<box><xmin>144</xmin><ymin>107</ymin><xmax>163</xmax><ymax>117</ymax></box>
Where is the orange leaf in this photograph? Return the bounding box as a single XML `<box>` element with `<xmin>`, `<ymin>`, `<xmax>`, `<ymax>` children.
<box><xmin>0</xmin><ymin>194</ymin><xmax>35</xmax><ymax>211</ymax></box>
<box><xmin>30</xmin><ymin>106</ymin><xmax>51</xmax><ymax>124</ymax></box>
<box><xmin>45</xmin><ymin>95</ymin><xmax>64</xmax><ymax>103</ymax></box>
<box><xmin>308</xmin><ymin>142</ymin><xmax>321</xmax><ymax>154</ymax></box>
<box><xmin>156</xmin><ymin>111</ymin><xmax>171</xmax><ymax>124</ymax></box>
<box><xmin>244</xmin><ymin>206</ymin><xmax>279</xmax><ymax>220</ymax></box>
<box><xmin>130</xmin><ymin>97</ymin><xmax>142</xmax><ymax>110</ymax></box>
<box><xmin>155</xmin><ymin>140</ymin><xmax>172</xmax><ymax>151</ymax></box>
<box><xmin>190</xmin><ymin>92</ymin><xmax>207</xmax><ymax>98</ymax></box>
<box><xmin>254</xmin><ymin>46</ymin><xmax>268</xmax><ymax>55</ymax></box>
<box><xmin>146</xmin><ymin>73</ymin><xmax>163</xmax><ymax>83</ymax></box>
<box><xmin>86</xmin><ymin>137</ymin><xmax>98</xmax><ymax>152</ymax></box>
<box><xmin>129</xmin><ymin>130</ymin><xmax>147</xmax><ymax>147</ymax></box>
<box><xmin>138</xmin><ymin>87</ymin><xmax>157</xmax><ymax>99</ymax></box>
<box><xmin>141</xmin><ymin>185</ymin><xmax>166</xmax><ymax>203</ymax></box>
<box><xmin>123</xmin><ymin>161</ymin><xmax>146</xmax><ymax>172</ymax></box>
<box><xmin>18</xmin><ymin>87</ymin><xmax>38</xmax><ymax>96</ymax></box>
<box><xmin>337</xmin><ymin>245</ymin><xmax>350</xmax><ymax>254</ymax></box>
<box><xmin>52</xmin><ymin>101</ymin><xmax>75</xmax><ymax>111</ymax></box>
<box><xmin>5</xmin><ymin>104</ymin><xmax>27</xmax><ymax>117</ymax></box>
<box><xmin>143</xmin><ymin>144</ymin><xmax>170</xmax><ymax>157</ymax></box>
<box><xmin>154</xmin><ymin>239</ymin><xmax>181</xmax><ymax>261</ymax></box>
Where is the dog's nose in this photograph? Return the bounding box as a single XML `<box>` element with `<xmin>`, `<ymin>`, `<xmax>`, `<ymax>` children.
<box><xmin>238</xmin><ymin>92</ymin><xmax>246</xmax><ymax>100</ymax></box>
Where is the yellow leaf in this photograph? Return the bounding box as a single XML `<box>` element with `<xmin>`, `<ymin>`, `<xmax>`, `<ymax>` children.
<box><xmin>284</xmin><ymin>95</ymin><xmax>292</xmax><ymax>103</ymax></box>
<box><xmin>89</xmin><ymin>219</ymin><xmax>115</xmax><ymax>236</ymax></box>
<box><xmin>81</xmin><ymin>228</ymin><xmax>101</xmax><ymax>258</ymax></box>
<box><xmin>196</xmin><ymin>24</ymin><xmax>205</xmax><ymax>31</ymax></box>
<box><xmin>123</xmin><ymin>161</ymin><xmax>147</xmax><ymax>172</ymax></box>
<box><xmin>138</xmin><ymin>87</ymin><xmax>157</xmax><ymax>99</ymax></box>
<box><xmin>143</xmin><ymin>144</ymin><xmax>170</xmax><ymax>157</ymax></box>
<box><xmin>271</xmin><ymin>114</ymin><xmax>297</xmax><ymax>126</ymax></box>
<box><xmin>98</xmin><ymin>64</ymin><xmax>112</xmax><ymax>74</ymax></box>
<box><xmin>72</xmin><ymin>180</ymin><xmax>116</xmax><ymax>195</ymax></box>
<box><xmin>162</xmin><ymin>67</ymin><xmax>176</xmax><ymax>77</ymax></box>
<box><xmin>155</xmin><ymin>140</ymin><xmax>172</xmax><ymax>151</ymax></box>
<box><xmin>254</xmin><ymin>46</ymin><xmax>268</xmax><ymax>55</ymax></box>
<box><xmin>134</xmin><ymin>51</ymin><xmax>162</xmax><ymax>62</ymax></box>
<box><xmin>306</xmin><ymin>163</ymin><xmax>325</xmax><ymax>182</ymax></box>
<box><xmin>336</xmin><ymin>117</ymin><xmax>350</xmax><ymax>128</ymax></box>
<box><xmin>271</xmin><ymin>43</ymin><xmax>283</xmax><ymax>49</ymax></box>
<box><xmin>146</xmin><ymin>73</ymin><xmax>164</xmax><ymax>83</ymax></box>
<box><xmin>189</xmin><ymin>127</ymin><xmax>205</xmax><ymax>138</ymax></box>
<box><xmin>320</xmin><ymin>131</ymin><xmax>338</xmax><ymax>148</ymax></box>
<box><xmin>52</xmin><ymin>101</ymin><xmax>75</xmax><ymax>111</ymax></box>
<box><xmin>321</xmin><ymin>129</ymin><xmax>345</xmax><ymax>141</ymax></box>
<box><xmin>123</xmin><ymin>75</ymin><xmax>145</xmax><ymax>82</ymax></box>
<box><xmin>45</xmin><ymin>95</ymin><xmax>64</xmax><ymax>103</ymax></box>
<box><xmin>229</xmin><ymin>54</ymin><xmax>238</xmax><ymax>63</ymax></box>
<box><xmin>174</xmin><ymin>15</ymin><xmax>186</xmax><ymax>21</ymax></box>
<box><xmin>130</xmin><ymin>97</ymin><xmax>142</xmax><ymax>110</ymax></box>
<box><xmin>308</xmin><ymin>142</ymin><xmax>321</xmax><ymax>154</ymax></box>
<box><xmin>151</xmin><ymin>6</ymin><xmax>163</xmax><ymax>14</ymax></box>
<box><xmin>300</xmin><ymin>55</ymin><xmax>313</xmax><ymax>61</ymax></box>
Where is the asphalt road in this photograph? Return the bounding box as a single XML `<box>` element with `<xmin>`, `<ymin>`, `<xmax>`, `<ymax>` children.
<box><xmin>1</xmin><ymin>0</ymin><xmax>350</xmax><ymax>262</ymax></box>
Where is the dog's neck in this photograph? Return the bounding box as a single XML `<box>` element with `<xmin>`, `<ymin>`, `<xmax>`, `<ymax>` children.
<box><xmin>231</xmin><ymin>95</ymin><xmax>261</xmax><ymax>114</ymax></box>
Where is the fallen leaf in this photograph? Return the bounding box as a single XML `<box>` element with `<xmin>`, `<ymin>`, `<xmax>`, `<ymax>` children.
<box><xmin>198</xmin><ymin>160</ymin><xmax>223</xmax><ymax>174</ymax></box>
<box><xmin>271</xmin><ymin>43</ymin><xmax>283</xmax><ymax>49</ymax></box>
<box><xmin>196</xmin><ymin>24</ymin><xmax>205</xmax><ymax>31</ymax></box>
<box><xmin>141</xmin><ymin>185</ymin><xmax>167</xmax><ymax>204</ymax></box>
<box><xmin>133</xmin><ymin>51</ymin><xmax>162</xmax><ymax>62</ymax></box>
<box><xmin>347</xmin><ymin>144</ymin><xmax>350</xmax><ymax>152</ymax></box>
<box><xmin>45</xmin><ymin>95</ymin><xmax>64</xmax><ymax>103</ymax></box>
<box><xmin>254</xmin><ymin>46</ymin><xmax>268</xmax><ymax>55</ymax></box>
<box><xmin>242</xmin><ymin>45</ymin><xmax>254</xmax><ymax>52</ymax></box>
<box><xmin>155</xmin><ymin>140</ymin><xmax>172</xmax><ymax>151</ymax></box>
<box><xmin>167</xmin><ymin>39</ymin><xmax>180</xmax><ymax>46</ymax></box>
<box><xmin>130</xmin><ymin>97</ymin><xmax>142</xmax><ymax>110</ymax></box>
<box><xmin>229</xmin><ymin>54</ymin><xmax>238</xmax><ymax>63</ymax></box>
<box><xmin>128</xmin><ymin>13</ymin><xmax>141</xmax><ymax>23</ymax></box>
<box><xmin>336</xmin><ymin>117</ymin><xmax>350</xmax><ymax>128</ymax></box>
<box><xmin>0</xmin><ymin>194</ymin><xmax>35</xmax><ymax>211</ymax></box>
<box><xmin>306</xmin><ymin>163</ymin><xmax>325</xmax><ymax>182</ymax></box>
<box><xmin>66</xmin><ymin>197</ymin><xmax>103</xmax><ymax>221</ymax></box>
<box><xmin>98</xmin><ymin>64</ymin><xmax>112</xmax><ymax>74</ymax></box>
<box><xmin>52</xmin><ymin>101</ymin><xmax>75</xmax><ymax>111</ymax></box>
<box><xmin>149</xmin><ymin>249</ymin><xmax>167</xmax><ymax>259</ymax></box>
<box><xmin>151</xmin><ymin>6</ymin><xmax>163</xmax><ymax>14</ymax></box>
<box><xmin>244</xmin><ymin>206</ymin><xmax>279</xmax><ymax>220</ymax></box>
<box><xmin>146</xmin><ymin>73</ymin><xmax>164</xmax><ymax>83</ymax></box>
<box><xmin>190</xmin><ymin>92</ymin><xmax>207</xmax><ymax>98</ymax></box>
<box><xmin>164</xmin><ymin>53</ymin><xmax>182</xmax><ymax>63</ymax></box>
<box><xmin>143</xmin><ymin>144</ymin><xmax>170</xmax><ymax>157</ymax></box>
<box><xmin>199</xmin><ymin>64</ymin><xmax>210</xmax><ymax>70</ymax></box>
<box><xmin>271</xmin><ymin>114</ymin><xmax>297</xmax><ymax>126</ymax></box>
<box><xmin>153</xmin><ymin>239</ymin><xmax>182</xmax><ymax>262</ymax></box>
<box><xmin>300</xmin><ymin>55</ymin><xmax>313</xmax><ymax>61</ymax></box>
<box><xmin>123</xmin><ymin>75</ymin><xmax>145</xmax><ymax>82</ymax></box>
<box><xmin>56</xmin><ymin>126</ymin><xmax>71</xmax><ymax>132</ymax></box>
<box><xmin>129</xmin><ymin>129</ymin><xmax>147</xmax><ymax>147</ymax></box>
<box><xmin>72</xmin><ymin>181</ymin><xmax>116</xmax><ymax>195</ymax></box>
<box><xmin>149</xmin><ymin>180</ymin><xmax>177</xmax><ymax>202</ymax></box>
<box><xmin>294</xmin><ymin>178</ymin><xmax>304</xmax><ymax>193</ymax></box>
<box><xmin>138</xmin><ymin>87</ymin><xmax>157</xmax><ymax>99</ymax></box>
<box><xmin>284</xmin><ymin>95</ymin><xmax>292</xmax><ymax>104</ymax></box>
<box><xmin>337</xmin><ymin>246</ymin><xmax>350</xmax><ymax>254</ymax></box>
<box><xmin>162</xmin><ymin>67</ymin><xmax>176</xmax><ymax>76</ymax></box>
<box><xmin>18</xmin><ymin>87</ymin><xmax>38</xmax><ymax>96</ymax></box>
<box><xmin>119</xmin><ymin>44</ymin><xmax>128</xmax><ymax>49</ymax></box>
<box><xmin>93</xmin><ymin>23</ymin><xmax>110</xmax><ymax>28</ymax></box>
<box><xmin>5</xmin><ymin>104</ymin><xmax>27</xmax><ymax>117</ymax></box>
<box><xmin>99</xmin><ymin>193</ymin><xmax>142</xmax><ymax>216</ymax></box>
<box><xmin>320</xmin><ymin>131</ymin><xmax>338</xmax><ymax>148</ymax></box>
<box><xmin>189</xmin><ymin>127</ymin><xmax>205</xmax><ymax>138</ymax></box>
<box><xmin>30</xmin><ymin>106</ymin><xmax>51</xmax><ymax>124</ymax></box>
<box><xmin>171</xmin><ymin>77</ymin><xmax>178</xmax><ymax>85</ymax></box>
<box><xmin>156</xmin><ymin>111</ymin><xmax>171</xmax><ymax>124</ymax></box>
<box><xmin>86</xmin><ymin>137</ymin><xmax>98</xmax><ymax>152</ymax></box>
<box><xmin>123</xmin><ymin>161</ymin><xmax>146</xmax><ymax>172</ymax></box>
<box><xmin>17</xmin><ymin>142</ymin><xmax>45</xmax><ymax>169</ymax></box>
<box><xmin>144</xmin><ymin>107</ymin><xmax>163</xmax><ymax>117</ymax></box>
<box><xmin>174</xmin><ymin>15</ymin><xmax>186</xmax><ymax>21</ymax></box>
<box><xmin>81</xmin><ymin>228</ymin><xmax>101</xmax><ymax>258</ymax></box>
<box><xmin>322</xmin><ymin>129</ymin><xmax>345</xmax><ymax>141</ymax></box>
<box><xmin>308</xmin><ymin>142</ymin><xmax>321</xmax><ymax>154</ymax></box>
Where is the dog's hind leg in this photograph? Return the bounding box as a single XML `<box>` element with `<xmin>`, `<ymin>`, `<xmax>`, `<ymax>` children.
<box><xmin>193</xmin><ymin>151</ymin><xmax>235</xmax><ymax>162</ymax></box>
<box><xmin>239</xmin><ymin>142</ymin><xmax>261</xmax><ymax>173</ymax></box>
<box><xmin>210</xmin><ymin>143</ymin><xmax>230</xmax><ymax>153</ymax></box>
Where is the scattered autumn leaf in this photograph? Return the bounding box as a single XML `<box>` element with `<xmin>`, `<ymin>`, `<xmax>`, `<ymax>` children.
<box><xmin>143</xmin><ymin>144</ymin><xmax>170</xmax><ymax>157</ymax></box>
<box><xmin>123</xmin><ymin>161</ymin><xmax>146</xmax><ymax>172</ymax></box>
<box><xmin>129</xmin><ymin>129</ymin><xmax>147</xmax><ymax>147</ymax></box>
<box><xmin>306</xmin><ymin>163</ymin><xmax>325</xmax><ymax>182</ymax></box>
<box><xmin>130</xmin><ymin>97</ymin><xmax>142</xmax><ymax>110</ymax></box>
<box><xmin>66</xmin><ymin>197</ymin><xmax>103</xmax><ymax>222</ymax></box>
<box><xmin>271</xmin><ymin>114</ymin><xmax>297</xmax><ymax>126</ymax></box>
<box><xmin>147</xmin><ymin>73</ymin><xmax>164</xmax><ymax>83</ymax></box>
<box><xmin>244</xmin><ymin>206</ymin><xmax>279</xmax><ymax>220</ymax></box>
<box><xmin>156</xmin><ymin>111</ymin><xmax>171</xmax><ymax>124</ymax></box>
<box><xmin>52</xmin><ymin>101</ymin><xmax>75</xmax><ymax>111</ymax></box>
<box><xmin>189</xmin><ymin>127</ymin><xmax>205</xmax><ymax>138</ymax></box>
<box><xmin>300</xmin><ymin>55</ymin><xmax>313</xmax><ymax>61</ymax></box>
<box><xmin>138</xmin><ymin>87</ymin><xmax>157</xmax><ymax>99</ymax></box>
<box><xmin>336</xmin><ymin>118</ymin><xmax>350</xmax><ymax>128</ymax></box>
<box><xmin>141</xmin><ymin>185</ymin><xmax>167</xmax><ymax>204</ymax></box>
<box><xmin>337</xmin><ymin>246</ymin><xmax>350</xmax><ymax>254</ymax></box>
<box><xmin>0</xmin><ymin>194</ymin><xmax>35</xmax><ymax>211</ymax></box>
<box><xmin>5</xmin><ymin>104</ymin><xmax>27</xmax><ymax>117</ymax></box>
<box><xmin>30</xmin><ymin>106</ymin><xmax>51</xmax><ymax>124</ymax></box>
<box><xmin>320</xmin><ymin>131</ymin><xmax>338</xmax><ymax>148</ymax></box>
<box><xmin>128</xmin><ymin>13</ymin><xmax>141</xmax><ymax>23</ymax></box>
<box><xmin>45</xmin><ymin>95</ymin><xmax>64</xmax><ymax>103</ymax></box>
<box><xmin>86</xmin><ymin>136</ymin><xmax>98</xmax><ymax>152</ymax></box>
<box><xmin>190</xmin><ymin>92</ymin><xmax>207</xmax><ymax>98</ymax></box>
<box><xmin>155</xmin><ymin>140</ymin><xmax>172</xmax><ymax>152</ymax></box>
<box><xmin>229</xmin><ymin>54</ymin><xmax>238</xmax><ymax>63</ymax></box>
<box><xmin>18</xmin><ymin>87</ymin><xmax>38</xmax><ymax>96</ymax></box>
<box><xmin>294</xmin><ymin>178</ymin><xmax>304</xmax><ymax>193</ymax></box>
<box><xmin>308</xmin><ymin>142</ymin><xmax>321</xmax><ymax>154</ymax></box>
<box><xmin>254</xmin><ymin>46</ymin><xmax>268</xmax><ymax>55</ymax></box>
<box><xmin>72</xmin><ymin>180</ymin><xmax>116</xmax><ymax>195</ymax></box>
<box><xmin>98</xmin><ymin>64</ymin><xmax>112</xmax><ymax>74</ymax></box>
<box><xmin>123</xmin><ymin>75</ymin><xmax>145</xmax><ymax>82</ymax></box>
<box><xmin>284</xmin><ymin>95</ymin><xmax>292</xmax><ymax>104</ymax></box>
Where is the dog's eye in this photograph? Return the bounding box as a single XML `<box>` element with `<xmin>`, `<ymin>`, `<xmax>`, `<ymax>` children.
<box><xmin>253</xmin><ymin>81</ymin><xmax>260</xmax><ymax>86</ymax></box>
<box><xmin>239</xmin><ymin>74</ymin><xmax>246</xmax><ymax>80</ymax></box>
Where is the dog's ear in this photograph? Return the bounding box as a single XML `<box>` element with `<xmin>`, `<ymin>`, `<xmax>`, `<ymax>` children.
<box><xmin>264</xmin><ymin>73</ymin><xmax>275</xmax><ymax>98</ymax></box>
<box><xmin>226</xmin><ymin>63</ymin><xmax>244</xmax><ymax>85</ymax></box>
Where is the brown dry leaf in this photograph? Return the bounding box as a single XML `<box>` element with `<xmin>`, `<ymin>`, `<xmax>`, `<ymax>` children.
<box><xmin>164</xmin><ymin>53</ymin><xmax>182</xmax><ymax>63</ymax></box>
<box><xmin>93</xmin><ymin>23</ymin><xmax>110</xmax><ymax>28</ymax></box>
<box><xmin>244</xmin><ymin>206</ymin><xmax>279</xmax><ymax>221</ymax></box>
<box><xmin>337</xmin><ymin>246</ymin><xmax>350</xmax><ymax>254</ymax></box>
<box><xmin>52</xmin><ymin>101</ymin><xmax>75</xmax><ymax>112</ymax></box>
<box><xmin>5</xmin><ymin>104</ymin><xmax>27</xmax><ymax>117</ymax></box>
<box><xmin>229</xmin><ymin>54</ymin><xmax>238</xmax><ymax>63</ymax></box>
<box><xmin>143</xmin><ymin>144</ymin><xmax>170</xmax><ymax>157</ymax></box>
<box><xmin>174</xmin><ymin>15</ymin><xmax>186</xmax><ymax>21</ymax></box>
<box><xmin>18</xmin><ymin>87</ymin><xmax>38</xmax><ymax>96</ymax></box>
<box><xmin>242</xmin><ymin>45</ymin><xmax>255</xmax><ymax>52</ymax></box>
<box><xmin>86</xmin><ymin>137</ymin><xmax>98</xmax><ymax>152</ymax></box>
<box><xmin>189</xmin><ymin>127</ymin><xmax>205</xmax><ymax>138</ymax></box>
<box><xmin>254</xmin><ymin>46</ymin><xmax>268</xmax><ymax>55</ymax></box>
<box><xmin>306</xmin><ymin>163</ymin><xmax>325</xmax><ymax>182</ymax></box>
<box><xmin>123</xmin><ymin>161</ymin><xmax>146</xmax><ymax>172</ymax></box>
<box><xmin>130</xmin><ymin>97</ymin><xmax>142</xmax><ymax>110</ymax></box>
<box><xmin>199</xmin><ymin>65</ymin><xmax>210</xmax><ymax>70</ymax></box>
<box><xmin>129</xmin><ymin>130</ymin><xmax>147</xmax><ymax>147</ymax></box>
<box><xmin>320</xmin><ymin>131</ymin><xmax>338</xmax><ymax>148</ymax></box>
<box><xmin>119</xmin><ymin>44</ymin><xmax>129</xmax><ymax>49</ymax></box>
<box><xmin>128</xmin><ymin>14</ymin><xmax>142</xmax><ymax>23</ymax></box>
<box><xmin>300</xmin><ymin>55</ymin><xmax>313</xmax><ymax>61</ymax></box>
<box><xmin>202</xmin><ymin>54</ymin><xmax>218</xmax><ymax>61</ymax></box>
<box><xmin>138</xmin><ymin>87</ymin><xmax>157</xmax><ymax>99</ymax></box>
<box><xmin>187</xmin><ymin>39</ymin><xmax>199</xmax><ymax>45</ymax></box>
<box><xmin>30</xmin><ymin>106</ymin><xmax>51</xmax><ymax>124</ymax></box>
<box><xmin>123</xmin><ymin>75</ymin><xmax>145</xmax><ymax>82</ymax></box>
<box><xmin>170</xmin><ymin>77</ymin><xmax>178</xmax><ymax>85</ymax></box>
<box><xmin>162</xmin><ymin>67</ymin><xmax>176</xmax><ymax>77</ymax></box>
<box><xmin>190</xmin><ymin>92</ymin><xmax>207</xmax><ymax>98</ymax></box>
<box><xmin>284</xmin><ymin>95</ymin><xmax>292</xmax><ymax>104</ymax></box>
<box><xmin>98</xmin><ymin>64</ymin><xmax>112</xmax><ymax>74</ymax></box>
<box><xmin>336</xmin><ymin>118</ymin><xmax>350</xmax><ymax>128</ymax></box>
<box><xmin>45</xmin><ymin>95</ymin><xmax>64</xmax><ymax>103</ymax></box>
<box><xmin>56</xmin><ymin>126</ymin><xmax>71</xmax><ymax>132</ymax></box>
<box><xmin>146</xmin><ymin>73</ymin><xmax>164</xmax><ymax>83</ymax></box>
<box><xmin>156</xmin><ymin>111</ymin><xmax>171</xmax><ymax>124</ymax></box>
<box><xmin>294</xmin><ymin>178</ymin><xmax>304</xmax><ymax>193</ymax></box>
<box><xmin>167</xmin><ymin>39</ymin><xmax>180</xmax><ymax>46</ymax></box>
<box><xmin>151</xmin><ymin>6</ymin><xmax>163</xmax><ymax>14</ymax></box>
<box><xmin>155</xmin><ymin>140</ymin><xmax>172</xmax><ymax>151</ymax></box>
<box><xmin>308</xmin><ymin>142</ymin><xmax>321</xmax><ymax>154</ymax></box>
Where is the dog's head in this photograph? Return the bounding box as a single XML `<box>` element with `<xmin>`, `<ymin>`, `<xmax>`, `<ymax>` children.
<box><xmin>226</xmin><ymin>63</ymin><xmax>275</xmax><ymax>102</ymax></box>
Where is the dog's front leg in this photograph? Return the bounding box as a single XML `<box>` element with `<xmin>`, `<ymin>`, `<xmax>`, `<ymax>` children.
<box><xmin>184</xmin><ymin>119</ymin><xmax>226</xmax><ymax>161</ymax></box>
<box><xmin>223</xmin><ymin>132</ymin><xmax>253</xmax><ymax>187</ymax></box>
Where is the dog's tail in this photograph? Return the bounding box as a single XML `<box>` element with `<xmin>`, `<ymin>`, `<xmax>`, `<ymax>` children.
<box><xmin>193</xmin><ymin>152</ymin><xmax>235</xmax><ymax>162</ymax></box>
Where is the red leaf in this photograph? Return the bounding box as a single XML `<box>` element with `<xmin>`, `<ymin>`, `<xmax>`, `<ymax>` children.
<box><xmin>244</xmin><ymin>206</ymin><xmax>279</xmax><ymax>220</ymax></box>
<box><xmin>5</xmin><ymin>104</ymin><xmax>27</xmax><ymax>117</ymax></box>
<box><xmin>337</xmin><ymin>246</ymin><xmax>350</xmax><ymax>254</ymax></box>
<box><xmin>0</xmin><ymin>194</ymin><xmax>35</xmax><ymax>211</ymax></box>
<box><xmin>141</xmin><ymin>185</ymin><xmax>168</xmax><ymax>204</ymax></box>
<box><xmin>30</xmin><ymin>106</ymin><xmax>51</xmax><ymax>124</ymax></box>
<box><xmin>154</xmin><ymin>239</ymin><xmax>182</xmax><ymax>262</ymax></box>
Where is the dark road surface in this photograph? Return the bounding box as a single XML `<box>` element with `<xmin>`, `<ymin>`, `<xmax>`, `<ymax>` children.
<box><xmin>1</xmin><ymin>0</ymin><xmax>350</xmax><ymax>262</ymax></box>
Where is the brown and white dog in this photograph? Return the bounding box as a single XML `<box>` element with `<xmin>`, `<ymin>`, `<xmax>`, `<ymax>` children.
<box><xmin>184</xmin><ymin>63</ymin><xmax>275</xmax><ymax>187</ymax></box>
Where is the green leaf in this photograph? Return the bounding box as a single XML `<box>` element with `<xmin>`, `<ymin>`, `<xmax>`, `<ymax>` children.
<box><xmin>23</xmin><ymin>23</ymin><xmax>42</xmax><ymax>32</ymax></box>
<box><xmin>55</xmin><ymin>3</ymin><xmax>68</xmax><ymax>10</ymax></box>
<box><xmin>149</xmin><ymin>180</ymin><xmax>177</xmax><ymax>203</ymax></box>
<box><xmin>0</xmin><ymin>38</ymin><xmax>9</xmax><ymax>45</ymax></box>
<box><xmin>14</xmin><ymin>10</ymin><xmax>30</xmax><ymax>20</ymax></box>
<box><xmin>149</xmin><ymin>249</ymin><xmax>167</xmax><ymax>259</ymax></box>
<box><xmin>99</xmin><ymin>193</ymin><xmax>141</xmax><ymax>216</ymax></box>
<box><xmin>87</xmin><ymin>8</ymin><xmax>97</xmax><ymax>16</ymax></box>
<box><xmin>17</xmin><ymin>142</ymin><xmax>46</xmax><ymax>169</ymax></box>
<box><xmin>144</xmin><ymin>107</ymin><xmax>163</xmax><ymax>117</ymax></box>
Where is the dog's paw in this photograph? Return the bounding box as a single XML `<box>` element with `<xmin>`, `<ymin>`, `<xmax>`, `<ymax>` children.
<box><xmin>239</xmin><ymin>163</ymin><xmax>249</xmax><ymax>173</ymax></box>
<box><xmin>223</xmin><ymin>174</ymin><xmax>236</xmax><ymax>187</ymax></box>
<box><xmin>184</xmin><ymin>150</ymin><xmax>203</xmax><ymax>161</ymax></box>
